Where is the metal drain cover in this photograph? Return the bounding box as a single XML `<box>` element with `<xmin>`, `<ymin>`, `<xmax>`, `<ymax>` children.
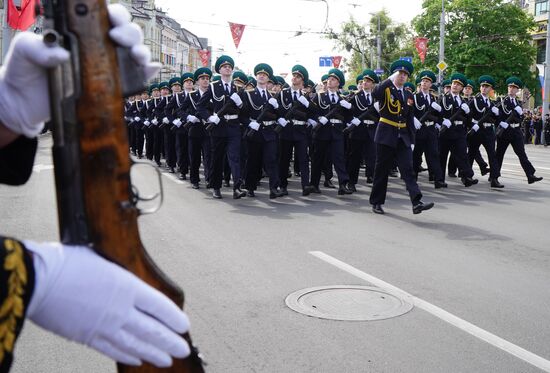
<box><xmin>285</xmin><ymin>285</ymin><xmax>413</xmax><ymax>321</ymax></box>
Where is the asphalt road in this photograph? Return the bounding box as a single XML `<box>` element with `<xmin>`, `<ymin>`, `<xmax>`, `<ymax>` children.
<box><xmin>2</xmin><ymin>134</ymin><xmax>550</xmax><ymax>373</ymax></box>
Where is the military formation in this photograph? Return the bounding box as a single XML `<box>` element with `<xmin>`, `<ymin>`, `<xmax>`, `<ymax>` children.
<box><xmin>124</xmin><ymin>55</ymin><xmax>543</xmax><ymax>214</ymax></box>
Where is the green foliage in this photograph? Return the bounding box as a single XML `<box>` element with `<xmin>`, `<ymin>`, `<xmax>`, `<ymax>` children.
<box><xmin>412</xmin><ymin>0</ymin><xmax>537</xmax><ymax>93</ymax></box>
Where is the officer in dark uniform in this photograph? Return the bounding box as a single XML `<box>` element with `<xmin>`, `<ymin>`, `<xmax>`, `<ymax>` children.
<box><xmin>277</xmin><ymin>64</ymin><xmax>316</xmax><ymax>196</ymax></box>
<box><xmin>133</xmin><ymin>89</ymin><xmax>150</xmax><ymax>159</ymax></box>
<box><xmin>148</xmin><ymin>83</ymin><xmax>164</xmax><ymax>166</ymax></box>
<box><xmin>196</xmin><ymin>55</ymin><xmax>246</xmax><ymax>199</ymax></box>
<box><xmin>163</xmin><ymin>77</ymin><xmax>183</xmax><ymax>174</ymax></box>
<box><xmin>125</xmin><ymin>95</ymin><xmax>137</xmax><ymax>155</ymax></box>
<box><xmin>346</xmin><ymin>69</ymin><xmax>380</xmax><ymax>190</ymax></box>
<box><xmin>438</xmin><ymin>73</ymin><xmax>478</xmax><ymax>187</ymax></box>
<box><xmin>155</xmin><ymin>81</ymin><xmax>171</xmax><ymax>168</ymax></box>
<box><xmin>369</xmin><ymin>60</ymin><xmax>434</xmax><ymax>214</ymax></box>
<box><xmin>412</xmin><ymin>70</ymin><xmax>447</xmax><ymax>188</ymax></box>
<box><xmin>141</xmin><ymin>85</ymin><xmax>155</xmax><ymax>160</ymax></box>
<box><xmin>467</xmin><ymin>75</ymin><xmax>502</xmax><ymax>188</ymax></box>
<box><xmin>173</xmin><ymin>72</ymin><xmax>195</xmax><ymax>180</ymax></box>
<box><xmin>310</xmin><ymin>68</ymin><xmax>354</xmax><ymax>195</ymax></box>
<box><xmin>496</xmin><ymin>77</ymin><xmax>543</xmax><ymax>184</ymax></box>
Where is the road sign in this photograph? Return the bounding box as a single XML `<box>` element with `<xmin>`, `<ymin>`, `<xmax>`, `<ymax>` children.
<box><xmin>437</xmin><ymin>61</ymin><xmax>448</xmax><ymax>71</ymax></box>
<box><xmin>374</xmin><ymin>69</ymin><xmax>384</xmax><ymax>76</ymax></box>
<box><xmin>319</xmin><ymin>57</ymin><xmax>333</xmax><ymax>67</ymax></box>
<box><xmin>400</xmin><ymin>56</ymin><xmax>413</xmax><ymax>64</ymax></box>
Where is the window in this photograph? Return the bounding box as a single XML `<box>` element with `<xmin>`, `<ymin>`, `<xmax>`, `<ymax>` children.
<box><xmin>535</xmin><ymin>0</ymin><xmax>548</xmax><ymax>15</ymax></box>
<box><xmin>537</xmin><ymin>39</ymin><xmax>546</xmax><ymax>64</ymax></box>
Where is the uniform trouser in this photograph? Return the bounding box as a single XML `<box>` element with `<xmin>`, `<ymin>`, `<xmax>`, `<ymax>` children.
<box><xmin>128</xmin><ymin>124</ymin><xmax>135</xmax><ymax>153</ymax></box>
<box><xmin>363</xmin><ymin>133</ymin><xmax>376</xmax><ymax>178</ymax></box>
<box><xmin>152</xmin><ymin>126</ymin><xmax>164</xmax><ymax>164</ymax></box>
<box><xmin>210</xmin><ymin>134</ymin><xmax>242</xmax><ymax>190</ymax></box>
<box><xmin>448</xmin><ymin>150</ymin><xmax>488</xmax><ymax>175</ymax></box>
<box><xmin>439</xmin><ymin>132</ymin><xmax>474</xmax><ymax>181</ymax></box>
<box><xmin>413</xmin><ymin>127</ymin><xmax>444</xmax><ymax>182</ymax></box>
<box><xmin>134</xmin><ymin>126</ymin><xmax>145</xmax><ymax>156</ymax></box>
<box><xmin>323</xmin><ymin>145</ymin><xmax>334</xmax><ymax>181</ymax></box>
<box><xmin>223</xmin><ymin>155</ymin><xmax>231</xmax><ymax>182</ymax></box>
<box><xmin>535</xmin><ymin>128</ymin><xmax>542</xmax><ymax>144</ymax></box>
<box><xmin>145</xmin><ymin>126</ymin><xmax>154</xmax><ymax>160</ymax></box>
<box><xmin>311</xmin><ymin>138</ymin><xmax>349</xmax><ymax>187</ymax></box>
<box><xmin>188</xmin><ymin>135</ymin><xmax>211</xmax><ymax>184</ymax></box>
<box><xmin>279</xmin><ymin>138</ymin><xmax>309</xmax><ymax>188</ymax></box>
<box><xmin>293</xmin><ymin>144</ymin><xmax>301</xmax><ymax>174</ymax></box>
<box><xmin>175</xmin><ymin>131</ymin><xmax>189</xmax><ymax>174</ymax></box>
<box><xmin>240</xmin><ymin>127</ymin><xmax>248</xmax><ymax>182</ymax></box>
<box><xmin>496</xmin><ymin>128</ymin><xmax>535</xmax><ymax>177</ymax></box>
<box><xmin>347</xmin><ymin>138</ymin><xmax>368</xmax><ymax>185</ymax></box>
<box><xmin>245</xmin><ymin>138</ymin><xmax>279</xmax><ymax>191</ymax></box>
<box><xmin>369</xmin><ymin>139</ymin><xmax>422</xmax><ymax>206</ymax></box>
<box><xmin>467</xmin><ymin>129</ymin><xmax>500</xmax><ymax>180</ymax></box>
<box><xmin>163</xmin><ymin>127</ymin><xmax>177</xmax><ymax>168</ymax></box>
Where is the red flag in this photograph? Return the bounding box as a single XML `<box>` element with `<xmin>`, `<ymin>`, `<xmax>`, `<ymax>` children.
<box><xmin>332</xmin><ymin>56</ymin><xmax>342</xmax><ymax>68</ymax></box>
<box><xmin>7</xmin><ymin>0</ymin><xmax>37</xmax><ymax>31</ymax></box>
<box><xmin>198</xmin><ymin>49</ymin><xmax>211</xmax><ymax>67</ymax></box>
<box><xmin>414</xmin><ymin>37</ymin><xmax>429</xmax><ymax>64</ymax></box>
<box><xmin>228</xmin><ymin>22</ymin><xmax>246</xmax><ymax>49</ymax></box>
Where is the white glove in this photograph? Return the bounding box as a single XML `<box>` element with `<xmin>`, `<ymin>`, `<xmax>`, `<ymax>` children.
<box><xmin>389</xmin><ymin>70</ymin><xmax>399</xmax><ymax>84</ymax></box>
<box><xmin>277</xmin><ymin>118</ymin><xmax>288</xmax><ymax>127</ymax></box>
<box><xmin>162</xmin><ymin>117</ymin><xmax>169</xmax><ymax>124</ymax></box>
<box><xmin>430</xmin><ymin>102</ymin><xmax>442</xmax><ymax>112</ymax></box>
<box><xmin>339</xmin><ymin>100</ymin><xmax>352</xmax><ymax>109</ymax></box>
<box><xmin>25</xmin><ymin>241</ymin><xmax>190</xmax><ymax>367</ymax></box>
<box><xmin>318</xmin><ymin>116</ymin><xmax>328</xmax><ymax>125</ymax></box>
<box><xmin>460</xmin><ymin>103</ymin><xmax>470</xmax><ymax>114</ymax></box>
<box><xmin>268</xmin><ymin>97</ymin><xmax>279</xmax><ymax>109</ymax></box>
<box><xmin>297</xmin><ymin>95</ymin><xmax>309</xmax><ymax>108</ymax></box>
<box><xmin>307</xmin><ymin>119</ymin><xmax>317</xmax><ymax>127</ymax></box>
<box><xmin>207</xmin><ymin>114</ymin><xmax>220</xmax><ymax>125</ymax></box>
<box><xmin>186</xmin><ymin>115</ymin><xmax>199</xmax><ymax>123</ymax></box>
<box><xmin>491</xmin><ymin>106</ymin><xmax>499</xmax><ymax>116</ymax></box>
<box><xmin>472</xmin><ymin>123</ymin><xmax>480</xmax><ymax>132</ymax></box>
<box><xmin>499</xmin><ymin>121</ymin><xmax>509</xmax><ymax>129</ymax></box>
<box><xmin>230</xmin><ymin>92</ymin><xmax>242</xmax><ymax>107</ymax></box>
<box><xmin>411</xmin><ymin>144</ymin><xmax>415</xmax><ymax>151</ymax></box>
<box><xmin>435</xmin><ymin>123</ymin><xmax>441</xmax><ymax>130</ymax></box>
<box><xmin>134</xmin><ymin>117</ymin><xmax>141</xmax><ymax>122</ymax></box>
<box><xmin>442</xmin><ymin>119</ymin><xmax>452</xmax><ymax>128</ymax></box>
<box><xmin>413</xmin><ymin>117</ymin><xmax>422</xmax><ymax>130</ymax></box>
<box><xmin>351</xmin><ymin>117</ymin><xmax>361</xmax><ymax>126</ymax></box>
<box><xmin>151</xmin><ymin>118</ymin><xmax>158</xmax><ymax>125</ymax></box>
<box><xmin>248</xmin><ymin>121</ymin><xmax>260</xmax><ymax>131</ymax></box>
<box><xmin>373</xmin><ymin>102</ymin><xmax>380</xmax><ymax>112</ymax></box>
<box><xmin>514</xmin><ymin>106</ymin><xmax>523</xmax><ymax>115</ymax></box>
<box><xmin>143</xmin><ymin>120</ymin><xmax>150</xmax><ymax>126</ymax></box>
<box><xmin>172</xmin><ymin>118</ymin><xmax>182</xmax><ymax>127</ymax></box>
<box><xmin>346</xmin><ymin>122</ymin><xmax>353</xmax><ymax>128</ymax></box>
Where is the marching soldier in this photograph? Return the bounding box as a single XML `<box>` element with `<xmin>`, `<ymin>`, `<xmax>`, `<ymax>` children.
<box><xmin>172</xmin><ymin>73</ymin><xmax>195</xmax><ymax>180</ymax></box>
<box><xmin>496</xmin><ymin>77</ymin><xmax>543</xmax><ymax>184</ymax></box>
<box><xmin>133</xmin><ymin>90</ymin><xmax>149</xmax><ymax>159</ymax></box>
<box><xmin>142</xmin><ymin>84</ymin><xmax>155</xmax><ymax>160</ymax></box>
<box><xmin>161</xmin><ymin>77</ymin><xmax>182</xmax><ymax>174</ymax></box>
<box><xmin>148</xmin><ymin>83</ymin><xmax>164</xmax><ymax>167</ymax></box>
<box><xmin>438</xmin><ymin>73</ymin><xmax>478</xmax><ymax>187</ymax></box>
<box><xmin>467</xmin><ymin>75</ymin><xmax>503</xmax><ymax>188</ymax></box>
<box><xmin>412</xmin><ymin>70</ymin><xmax>447</xmax><ymax>188</ymax></box>
<box><xmin>155</xmin><ymin>81</ymin><xmax>171</xmax><ymax>168</ymax></box>
<box><xmin>369</xmin><ymin>60</ymin><xmax>434</xmax><ymax>214</ymax></box>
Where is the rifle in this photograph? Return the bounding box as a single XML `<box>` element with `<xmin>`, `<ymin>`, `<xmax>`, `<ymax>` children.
<box><xmin>467</xmin><ymin>99</ymin><xmax>502</xmax><ymax>137</ymax></box>
<box><xmin>313</xmin><ymin>92</ymin><xmax>357</xmax><ymax>132</ymax></box>
<box><xmin>273</xmin><ymin>97</ymin><xmax>309</xmax><ymax>134</ymax></box>
<box><xmin>439</xmin><ymin>98</ymin><xmax>469</xmax><ymax>135</ymax></box>
<box><xmin>496</xmin><ymin>103</ymin><xmax>521</xmax><ymax>138</ymax></box>
<box><xmin>245</xmin><ymin>99</ymin><xmax>278</xmax><ymax>139</ymax></box>
<box><xmin>43</xmin><ymin>1</ymin><xmax>204</xmax><ymax>372</ymax></box>
<box><xmin>205</xmin><ymin>86</ymin><xmax>243</xmax><ymax>131</ymax></box>
<box><xmin>342</xmin><ymin>102</ymin><xmax>379</xmax><ymax>135</ymax></box>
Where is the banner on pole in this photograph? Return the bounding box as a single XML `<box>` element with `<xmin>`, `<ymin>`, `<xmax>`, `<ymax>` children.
<box><xmin>7</xmin><ymin>0</ymin><xmax>36</xmax><ymax>31</ymax></box>
<box><xmin>228</xmin><ymin>22</ymin><xmax>246</xmax><ymax>50</ymax></box>
<box><xmin>332</xmin><ymin>56</ymin><xmax>342</xmax><ymax>68</ymax></box>
<box><xmin>414</xmin><ymin>37</ymin><xmax>429</xmax><ymax>64</ymax></box>
<box><xmin>198</xmin><ymin>49</ymin><xmax>211</xmax><ymax>67</ymax></box>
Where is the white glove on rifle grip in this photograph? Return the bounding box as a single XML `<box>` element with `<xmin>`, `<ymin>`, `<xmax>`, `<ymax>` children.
<box><xmin>351</xmin><ymin>117</ymin><xmax>361</xmax><ymax>126</ymax></box>
<box><xmin>144</xmin><ymin>120</ymin><xmax>150</xmax><ymax>126</ymax></box>
<box><xmin>499</xmin><ymin>121</ymin><xmax>509</xmax><ymax>129</ymax></box>
<box><xmin>442</xmin><ymin>119</ymin><xmax>452</xmax><ymax>128</ymax></box>
<box><xmin>172</xmin><ymin>118</ymin><xmax>182</xmax><ymax>127</ymax></box>
<box><xmin>248</xmin><ymin>121</ymin><xmax>260</xmax><ymax>131</ymax></box>
<box><xmin>297</xmin><ymin>95</ymin><xmax>309</xmax><ymax>108</ymax></box>
<box><xmin>230</xmin><ymin>92</ymin><xmax>242</xmax><ymax>107</ymax></box>
<box><xmin>491</xmin><ymin>106</ymin><xmax>499</xmax><ymax>116</ymax></box>
<box><xmin>277</xmin><ymin>118</ymin><xmax>288</xmax><ymax>127</ymax></box>
<box><xmin>151</xmin><ymin>118</ymin><xmax>158</xmax><ymax>125</ymax></box>
<box><xmin>430</xmin><ymin>102</ymin><xmax>442</xmax><ymax>112</ymax></box>
<box><xmin>162</xmin><ymin>117</ymin><xmax>169</xmax><ymax>124</ymax></box>
<box><xmin>186</xmin><ymin>115</ymin><xmax>199</xmax><ymax>123</ymax></box>
<box><xmin>472</xmin><ymin>124</ymin><xmax>480</xmax><ymax>132</ymax></box>
<box><xmin>413</xmin><ymin>117</ymin><xmax>422</xmax><ymax>130</ymax></box>
<box><xmin>514</xmin><ymin>106</ymin><xmax>523</xmax><ymax>115</ymax></box>
<box><xmin>24</xmin><ymin>241</ymin><xmax>190</xmax><ymax>367</ymax></box>
<box><xmin>339</xmin><ymin>100</ymin><xmax>351</xmax><ymax>109</ymax></box>
<box><xmin>207</xmin><ymin>114</ymin><xmax>220</xmax><ymax>125</ymax></box>
<box><xmin>460</xmin><ymin>103</ymin><xmax>470</xmax><ymax>114</ymax></box>
<box><xmin>134</xmin><ymin>117</ymin><xmax>141</xmax><ymax>122</ymax></box>
<box><xmin>318</xmin><ymin>116</ymin><xmax>328</xmax><ymax>125</ymax></box>
<box><xmin>307</xmin><ymin>119</ymin><xmax>317</xmax><ymax>127</ymax></box>
<box><xmin>268</xmin><ymin>97</ymin><xmax>279</xmax><ymax>109</ymax></box>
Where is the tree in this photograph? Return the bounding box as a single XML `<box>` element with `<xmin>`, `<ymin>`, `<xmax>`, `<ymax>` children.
<box><xmin>412</xmin><ymin>0</ymin><xmax>537</xmax><ymax>95</ymax></box>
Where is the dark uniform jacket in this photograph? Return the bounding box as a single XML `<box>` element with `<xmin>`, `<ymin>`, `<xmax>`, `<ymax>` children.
<box><xmin>239</xmin><ymin>88</ymin><xmax>278</xmax><ymax>143</ymax></box>
<box><xmin>469</xmin><ymin>94</ymin><xmax>498</xmax><ymax>129</ymax></box>
<box><xmin>276</xmin><ymin>88</ymin><xmax>313</xmax><ymax>141</ymax></box>
<box><xmin>312</xmin><ymin>90</ymin><xmax>352</xmax><ymax>141</ymax></box>
<box><xmin>183</xmin><ymin>90</ymin><xmax>210</xmax><ymax>138</ymax></box>
<box><xmin>349</xmin><ymin>90</ymin><xmax>379</xmax><ymax>140</ymax></box>
<box><xmin>439</xmin><ymin>93</ymin><xmax>469</xmax><ymax>139</ymax></box>
<box><xmin>196</xmin><ymin>80</ymin><xmax>241</xmax><ymax>138</ymax></box>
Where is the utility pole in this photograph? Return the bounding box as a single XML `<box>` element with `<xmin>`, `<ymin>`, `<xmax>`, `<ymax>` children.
<box><xmin>376</xmin><ymin>14</ymin><xmax>381</xmax><ymax>70</ymax></box>
<box><xmin>2</xmin><ymin>6</ymin><xmax>13</xmax><ymax>65</ymax></box>
<box><xmin>438</xmin><ymin>0</ymin><xmax>445</xmax><ymax>93</ymax></box>
<box><xmin>543</xmin><ymin>6</ymin><xmax>550</xmax><ymax>145</ymax></box>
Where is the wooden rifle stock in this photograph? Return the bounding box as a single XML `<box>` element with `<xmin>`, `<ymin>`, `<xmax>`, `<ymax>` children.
<box><xmin>45</xmin><ymin>1</ymin><xmax>204</xmax><ymax>372</ymax></box>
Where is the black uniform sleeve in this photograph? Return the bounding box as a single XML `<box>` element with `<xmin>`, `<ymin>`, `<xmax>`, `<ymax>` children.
<box><xmin>0</xmin><ymin>135</ymin><xmax>38</xmax><ymax>186</ymax></box>
<box><xmin>0</xmin><ymin>237</ymin><xmax>36</xmax><ymax>372</ymax></box>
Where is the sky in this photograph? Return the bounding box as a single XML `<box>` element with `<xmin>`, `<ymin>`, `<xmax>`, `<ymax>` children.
<box><xmin>155</xmin><ymin>0</ymin><xmax>424</xmax><ymax>83</ymax></box>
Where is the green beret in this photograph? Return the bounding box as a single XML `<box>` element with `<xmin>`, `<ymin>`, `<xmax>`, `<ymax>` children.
<box><xmin>158</xmin><ymin>81</ymin><xmax>170</xmax><ymax>90</ymax></box>
<box><xmin>274</xmin><ymin>76</ymin><xmax>286</xmax><ymax>86</ymax></box>
<box><xmin>212</xmin><ymin>75</ymin><xmax>221</xmax><ymax>82</ymax></box>
<box><xmin>254</xmin><ymin>63</ymin><xmax>273</xmax><ymax>77</ymax></box>
<box><xmin>246</xmin><ymin>76</ymin><xmax>257</xmax><ymax>88</ymax></box>
<box><xmin>404</xmin><ymin>82</ymin><xmax>416</xmax><ymax>92</ymax></box>
<box><xmin>169</xmin><ymin>77</ymin><xmax>182</xmax><ymax>87</ymax></box>
<box><xmin>291</xmin><ymin>64</ymin><xmax>309</xmax><ymax>82</ymax></box>
<box><xmin>214</xmin><ymin>55</ymin><xmax>234</xmax><ymax>73</ymax></box>
<box><xmin>149</xmin><ymin>83</ymin><xmax>159</xmax><ymax>92</ymax></box>
<box><xmin>327</xmin><ymin>68</ymin><xmax>345</xmax><ymax>88</ymax></box>
<box><xmin>390</xmin><ymin>60</ymin><xmax>414</xmax><ymax>76</ymax></box>
<box><xmin>180</xmin><ymin>73</ymin><xmax>194</xmax><ymax>83</ymax></box>
<box><xmin>442</xmin><ymin>79</ymin><xmax>451</xmax><ymax>87</ymax></box>
<box><xmin>356</xmin><ymin>74</ymin><xmax>364</xmax><ymax>84</ymax></box>
<box><xmin>466</xmin><ymin>79</ymin><xmax>476</xmax><ymax>89</ymax></box>
<box><xmin>506</xmin><ymin>76</ymin><xmax>523</xmax><ymax>89</ymax></box>
<box><xmin>193</xmin><ymin>67</ymin><xmax>212</xmax><ymax>82</ymax></box>
<box><xmin>478</xmin><ymin>75</ymin><xmax>496</xmax><ymax>88</ymax></box>
<box><xmin>417</xmin><ymin>70</ymin><xmax>437</xmax><ymax>83</ymax></box>
<box><xmin>451</xmin><ymin>73</ymin><xmax>467</xmax><ymax>87</ymax></box>
<box><xmin>321</xmin><ymin>74</ymin><xmax>329</xmax><ymax>83</ymax></box>
<box><xmin>232</xmin><ymin>71</ymin><xmax>248</xmax><ymax>85</ymax></box>
<box><xmin>348</xmin><ymin>85</ymin><xmax>358</xmax><ymax>91</ymax></box>
<box><xmin>341</xmin><ymin>90</ymin><xmax>350</xmax><ymax>96</ymax></box>
<box><xmin>362</xmin><ymin>69</ymin><xmax>379</xmax><ymax>83</ymax></box>
<box><xmin>306</xmin><ymin>79</ymin><xmax>315</xmax><ymax>88</ymax></box>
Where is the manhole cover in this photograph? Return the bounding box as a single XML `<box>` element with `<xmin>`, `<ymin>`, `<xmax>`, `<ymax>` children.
<box><xmin>285</xmin><ymin>285</ymin><xmax>413</xmax><ymax>321</ymax></box>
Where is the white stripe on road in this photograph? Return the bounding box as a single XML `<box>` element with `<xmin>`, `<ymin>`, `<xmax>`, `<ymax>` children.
<box><xmin>161</xmin><ymin>172</ymin><xmax>185</xmax><ymax>184</ymax></box>
<box><xmin>309</xmin><ymin>251</ymin><xmax>550</xmax><ymax>372</ymax></box>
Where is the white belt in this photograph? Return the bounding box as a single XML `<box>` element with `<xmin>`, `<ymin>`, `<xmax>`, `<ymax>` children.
<box><xmin>482</xmin><ymin>123</ymin><xmax>493</xmax><ymax>128</ymax></box>
<box><xmin>224</xmin><ymin>114</ymin><xmax>239</xmax><ymax>120</ymax></box>
<box><xmin>510</xmin><ymin>123</ymin><xmax>520</xmax><ymax>128</ymax></box>
<box><xmin>454</xmin><ymin>121</ymin><xmax>463</xmax><ymax>125</ymax></box>
<box><xmin>329</xmin><ymin>119</ymin><xmax>343</xmax><ymax>124</ymax></box>
<box><xmin>262</xmin><ymin>121</ymin><xmax>276</xmax><ymax>126</ymax></box>
<box><xmin>424</xmin><ymin>121</ymin><xmax>434</xmax><ymax>126</ymax></box>
<box><xmin>292</xmin><ymin>120</ymin><xmax>306</xmax><ymax>125</ymax></box>
<box><xmin>363</xmin><ymin>120</ymin><xmax>375</xmax><ymax>125</ymax></box>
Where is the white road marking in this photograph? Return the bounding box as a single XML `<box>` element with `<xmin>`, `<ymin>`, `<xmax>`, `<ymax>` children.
<box><xmin>309</xmin><ymin>251</ymin><xmax>550</xmax><ymax>372</ymax></box>
<box><xmin>161</xmin><ymin>172</ymin><xmax>185</xmax><ymax>184</ymax></box>
<box><xmin>32</xmin><ymin>164</ymin><xmax>54</xmax><ymax>173</ymax></box>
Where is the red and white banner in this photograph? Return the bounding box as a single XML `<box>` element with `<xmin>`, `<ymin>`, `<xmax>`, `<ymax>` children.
<box><xmin>7</xmin><ymin>0</ymin><xmax>37</xmax><ymax>30</ymax></box>
<box><xmin>414</xmin><ymin>37</ymin><xmax>429</xmax><ymax>64</ymax></box>
<box><xmin>198</xmin><ymin>49</ymin><xmax>211</xmax><ymax>67</ymax></box>
<box><xmin>228</xmin><ymin>22</ymin><xmax>246</xmax><ymax>50</ymax></box>
<box><xmin>332</xmin><ymin>56</ymin><xmax>342</xmax><ymax>68</ymax></box>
